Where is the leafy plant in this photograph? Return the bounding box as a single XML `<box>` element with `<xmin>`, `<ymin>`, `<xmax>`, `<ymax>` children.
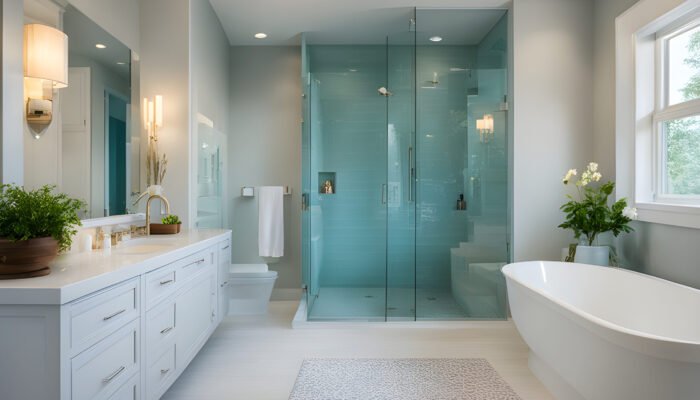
<box><xmin>161</xmin><ymin>214</ymin><xmax>181</xmax><ymax>225</ymax></box>
<box><xmin>558</xmin><ymin>163</ymin><xmax>637</xmax><ymax>246</ymax></box>
<box><xmin>0</xmin><ymin>185</ymin><xmax>86</xmax><ymax>252</ymax></box>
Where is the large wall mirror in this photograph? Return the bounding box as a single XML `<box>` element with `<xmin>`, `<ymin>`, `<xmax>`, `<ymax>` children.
<box><xmin>23</xmin><ymin>3</ymin><xmax>141</xmax><ymax>219</ymax></box>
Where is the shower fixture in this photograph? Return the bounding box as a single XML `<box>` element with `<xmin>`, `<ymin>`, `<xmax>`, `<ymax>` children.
<box><xmin>378</xmin><ymin>87</ymin><xmax>393</xmax><ymax>97</ymax></box>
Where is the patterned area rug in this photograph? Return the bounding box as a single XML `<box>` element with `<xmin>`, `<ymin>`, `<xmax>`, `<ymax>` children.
<box><xmin>289</xmin><ymin>358</ymin><xmax>522</xmax><ymax>400</ymax></box>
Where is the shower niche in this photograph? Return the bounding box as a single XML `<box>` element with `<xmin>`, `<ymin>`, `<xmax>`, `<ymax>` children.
<box><xmin>301</xmin><ymin>8</ymin><xmax>510</xmax><ymax>322</ymax></box>
<box><xmin>318</xmin><ymin>172</ymin><xmax>336</xmax><ymax>194</ymax></box>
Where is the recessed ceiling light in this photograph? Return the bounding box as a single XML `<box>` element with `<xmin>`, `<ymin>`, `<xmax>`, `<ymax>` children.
<box><xmin>349</xmin><ymin>69</ymin><xmax>357</xmax><ymax>72</ymax></box>
<box><xmin>254</xmin><ymin>33</ymin><xmax>267</xmax><ymax>39</ymax></box>
<box><xmin>429</xmin><ymin>36</ymin><xmax>443</xmax><ymax>42</ymax></box>
<box><xmin>95</xmin><ymin>43</ymin><xmax>107</xmax><ymax>49</ymax></box>
<box><xmin>117</xmin><ymin>62</ymin><xmax>126</xmax><ymax>65</ymax></box>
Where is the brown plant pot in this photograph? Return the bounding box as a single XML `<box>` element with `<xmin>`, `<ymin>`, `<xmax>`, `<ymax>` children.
<box><xmin>0</xmin><ymin>237</ymin><xmax>58</xmax><ymax>279</ymax></box>
<box><xmin>149</xmin><ymin>223</ymin><xmax>181</xmax><ymax>235</ymax></box>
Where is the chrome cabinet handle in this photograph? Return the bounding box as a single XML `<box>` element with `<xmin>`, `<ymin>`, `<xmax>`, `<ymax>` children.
<box><xmin>160</xmin><ymin>326</ymin><xmax>173</xmax><ymax>334</ymax></box>
<box><xmin>220</xmin><ymin>281</ymin><xmax>228</xmax><ymax>288</ymax></box>
<box><xmin>161</xmin><ymin>368</ymin><xmax>170</xmax><ymax>374</ymax></box>
<box><xmin>103</xmin><ymin>309</ymin><xmax>126</xmax><ymax>321</ymax></box>
<box><xmin>159</xmin><ymin>279</ymin><xmax>174</xmax><ymax>285</ymax></box>
<box><xmin>102</xmin><ymin>366</ymin><xmax>125</xmax><ymax>383</ymax></box>
<box><xmin>222</xmin><ymin>245</ymin><xmax>230</xmax><ymax>250</ymax></box>
<box><xmin>195</xmin><ymin>258</ymin><xmax>205</xmax><ymax>265</ymax></box>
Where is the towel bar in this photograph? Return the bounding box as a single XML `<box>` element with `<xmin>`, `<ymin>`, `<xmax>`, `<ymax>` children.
<box><xmin>241</xmin><ymin>186</ymin><xmax>292</xmax><ymax>197</ymax></box>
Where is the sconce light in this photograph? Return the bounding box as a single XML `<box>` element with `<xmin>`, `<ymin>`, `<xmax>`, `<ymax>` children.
<box><xmin>142</xmin><ymin>95</ymin><xmax>167</xmax><ymax>187</ymax></box>
<box><xmin>476</xmin><ymin>114</ymin><xmax>494</xmax><ymax>143</ymax></box>
<box><xmin>23</xmin><ymin>24</ymin><xmax>68</xmax><ymax>138</ymax></box>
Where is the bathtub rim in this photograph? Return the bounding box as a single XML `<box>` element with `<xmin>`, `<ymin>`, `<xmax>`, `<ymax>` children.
<box><xmin>503</xmin><ymin>261</ymin><xmax>700</xmax><ymax>363</ymax></box>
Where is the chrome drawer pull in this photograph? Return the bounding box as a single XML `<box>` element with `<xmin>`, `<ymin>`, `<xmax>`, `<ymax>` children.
<box><xmin>222</xmin><ymin>245</ymin><xmax>230</xmax><ymax>250</ymax></box>
<box><xmin>160</xmin><ymin>326</ymin><xmax>173</xmax><ymax>334</ymax></box>
<box><xmin>161</xmin><ymin>368</ymin><xmax>170</xmax><ymax>374</ymax></box>
<box><xmin>103</xmin><ymin>309</ymin><xmax>126</xmax><ymax>321</ymax></box>
<box><xmin>195</xmin><ymin>258</ymin><xmax>205</xmax><ymax>265</ymax></box>
<box><xmin>102</xmin><ymin>366</ymin><xmax>126</xmax><ymax>383</ymax></box>
<box><xmin>159</xmin><ymin>279</ymin><xmax>174</xmax><ymax>285</ymax></box>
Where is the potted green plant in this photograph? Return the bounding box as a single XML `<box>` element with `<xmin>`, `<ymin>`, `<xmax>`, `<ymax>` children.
<box><xmin>558</xmin><ymin>162</ymin><xmax>637</xmax><ymax>266</ymax></box>
<box><xmin>149</xmin><ymin>214</ymin><xmax>182</xmax><ymax>235</ymax></box>
<box><xmin>0</xmin><ymin>184</ymin><xmax>85</xmax><ymax>279</ymax></box>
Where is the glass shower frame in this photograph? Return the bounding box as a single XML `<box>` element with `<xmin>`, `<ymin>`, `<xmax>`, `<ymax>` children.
<box><xmin>302</xmin><ymin>8</ymin><xmax>510</xmax><ymax>321</ymax></box>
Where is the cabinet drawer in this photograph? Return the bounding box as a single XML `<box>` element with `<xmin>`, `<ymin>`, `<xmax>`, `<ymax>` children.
<box><xmin>71</xmin><ymin>320</ymin><xmax>139</xmax><ymax>400</ymax></box>
<box><xmin>145</xmin><ymin>300</ymin><xmax>176</xmax><ymax>358</ymax></box>
<box><xmin>146</xmin><ymin>344</ymin><xmax>176</xmax><ymax>400</ymax></box>
<box><xmin>69</xmin><ymin>278</ymin><xmax>139</xmax><ymax>354</ymax></box>
<box><xmin>145</xmin><ymin>265</ymin><xmax>177</xmax><ymax>309</ymax></box>
<box><xmin>107</xmin><ymin>373</ymin><xmax>139</xmax><ymax>400</ymax></box>
<box><xmin>177</xmin><ymin>248</ymin><xmax>214</xmax><ymax>283</ymax></box>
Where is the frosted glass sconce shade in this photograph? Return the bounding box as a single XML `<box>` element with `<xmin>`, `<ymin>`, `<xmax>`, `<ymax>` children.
<box><xmin>23</xmin><ymin>24</ymin><xmax>68</xmax><ymax>88</ymax></box>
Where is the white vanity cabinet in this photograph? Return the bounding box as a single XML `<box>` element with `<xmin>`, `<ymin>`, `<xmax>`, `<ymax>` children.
<box><xmin>0</xmin><ymin>229</ymin><xmax>231</xmax><ymax>400</ymax></box>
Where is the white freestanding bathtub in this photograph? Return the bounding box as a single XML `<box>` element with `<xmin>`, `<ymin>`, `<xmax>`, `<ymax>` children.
<box><xmin>502</xmin><ymin>261</ymin><xmax>700</xmax><ymax>400</ymax></box>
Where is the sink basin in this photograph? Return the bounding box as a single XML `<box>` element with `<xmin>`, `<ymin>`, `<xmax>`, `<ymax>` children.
<box><xmin>114</xmin><ymin>239</ymin><xmax>177</xmax><ymax>255</ymax></box>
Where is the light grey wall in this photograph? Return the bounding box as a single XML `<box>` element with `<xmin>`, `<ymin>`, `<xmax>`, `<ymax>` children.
<box><xmin>592</xmin><ymin>0</ymin><xmax>700</xmax><ymax>289</ymax></box>
<box><xmin>512</xmin><ymin>0</ymin><xmax>595</xmax><ymax>261</ymax></box>
<box><xmin>140</xmin><ymin>0</ymin><xmax>191</xmax><ymax>226</ymax></box>
<box><xmin>228</xmin><ymin>46</ymin><xmax>302</xmax><ymax>295</ymax></box>
<box><xmin>1</xmin><ymin>0</ymin><xmax>24</xmax><ymax>185</ymax></box>
<box><xmin>68</xmin><ymin>0</ymin><xmax>140</xmax><ymax>54</ymax></box>
<box><xmin>189</xmin><ymin>0</ymin><xmax>230</xmax><ymax>227</ymax></box>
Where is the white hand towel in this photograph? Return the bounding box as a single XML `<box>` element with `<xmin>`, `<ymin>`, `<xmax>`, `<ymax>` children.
<box><xmin>258</xmin><ymin>186</ymin><xmax>284</xmax><ymax>257</ymax></box>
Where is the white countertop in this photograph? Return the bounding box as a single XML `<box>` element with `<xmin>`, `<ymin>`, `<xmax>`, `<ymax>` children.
<box><xmin>0</xmin><ymin>229</ymin><xmax>231</xmax><ymax>305</ymax></box>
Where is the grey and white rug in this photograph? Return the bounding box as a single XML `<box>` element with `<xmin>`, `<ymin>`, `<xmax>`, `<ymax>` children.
<box><xmin>289</xmin><ymin>358</ymin><xmax>522</xmax><ymax>400</ymax></box>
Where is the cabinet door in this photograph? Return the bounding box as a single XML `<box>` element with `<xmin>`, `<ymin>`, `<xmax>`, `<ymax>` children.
<box><xmin>175</xmin><ymin>270</ymin><xmax>216</xmax><ymax>370</ymax></box>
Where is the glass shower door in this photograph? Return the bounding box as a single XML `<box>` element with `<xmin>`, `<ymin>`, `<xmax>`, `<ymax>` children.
<box><xmin>305</xmin><ymin>44</ymin><xmax>389</xmax><ymax>321</ymax></box>
<box><xmin>386</xmin><ymin>29</ymin><xmax>417</xmax><ymax>321</ymax></box>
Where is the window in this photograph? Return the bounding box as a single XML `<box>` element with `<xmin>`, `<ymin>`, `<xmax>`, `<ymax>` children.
<box><xmin>617</xmin><ymin>0</ymin><xmax>700</xmax><ymax>229</ymax></box>
<box><xmin>654</xmin><ymin>19</ymin><xmax>700</xmax><ymax>203</ymax></box>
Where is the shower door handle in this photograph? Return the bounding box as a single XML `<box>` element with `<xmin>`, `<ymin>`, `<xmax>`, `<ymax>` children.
<box><xmin>381</xmin><ymin>184</ymin><xmax>387</xmax><ymax>205</ymax></box>
<box><xmin>408</xmin><ymin>146</ymin><xmax>414</xmax><ymax>202</ymax></box>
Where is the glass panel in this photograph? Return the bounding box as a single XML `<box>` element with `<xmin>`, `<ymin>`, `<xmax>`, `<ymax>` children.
<box><xmin>301</xmin><ymin>33</ymin><xmax>313</xmax><ymax>312</ymax></box>
<box><xmin>668</xmin><ymin>25</ymin><xmax>700</xmax><ymax>106</ymax></box>
<box><xmin>386</xmin><ymin>25</ymin><xmax>417</xmax><ymax>321</ymax></box>
<box><xmin>195</xmin><ymin>123</ymin><xmax>224</xmax><ymax>228</ymax></box>
<box><xmin>662</xmin><ymin>115</ymin><xmax>700</xmax><ymax>195</ymax></box>
<box><xmin>415</xmin><ymin>9</ymin><xmax>509</xmax><ymax>320</ymax></box>
<box><xmin>306</xmin><ymin>44</ymin><xmax>388</xmax><ymax>321</ymax></box>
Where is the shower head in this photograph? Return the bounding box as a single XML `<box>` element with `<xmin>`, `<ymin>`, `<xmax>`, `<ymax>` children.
<box><xmin>378</xmin><ymin>87</ymin><xmax>393</xmax><ymax>97</ymax></box>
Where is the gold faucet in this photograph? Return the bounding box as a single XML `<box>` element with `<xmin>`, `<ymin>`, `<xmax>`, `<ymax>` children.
<box><xmin>146</xmin><ymin>194</ymin><xmax>171</xmax><ymax>236</ymax></box>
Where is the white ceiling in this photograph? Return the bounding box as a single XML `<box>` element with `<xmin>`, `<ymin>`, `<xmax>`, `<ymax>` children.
<box><xmin>208</xmin><ymin>0</ymin><xmax>510</xmax><ymax>46</ymax></box>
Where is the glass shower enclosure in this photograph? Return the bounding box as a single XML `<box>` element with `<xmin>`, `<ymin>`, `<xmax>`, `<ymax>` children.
<box><xmin>302</xmin><ymin>8</ymin><xmax>510</xmax><ymax>321</ymax></box>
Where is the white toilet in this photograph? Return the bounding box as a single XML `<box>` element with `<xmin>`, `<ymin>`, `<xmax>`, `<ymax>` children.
<box><xmin>228</xmin><ymin>264</ymin><xmax>278</xmax><ymax>315</ymax></box>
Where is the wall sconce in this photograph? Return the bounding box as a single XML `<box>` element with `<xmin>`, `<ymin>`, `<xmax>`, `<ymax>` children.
<box><xmin>476</xmin><ymin>114</ymin><xmax>494</xmax><ymax>143</ymax></box>
<box><xmin>142</xmin><ymin>95</ymin><xmax>168</xmax><ymax>187</ymax></box>
<box><xmin>23</xmin><ymin>24</ymin><xmax>68</xmax><ymax>138</ymax></box>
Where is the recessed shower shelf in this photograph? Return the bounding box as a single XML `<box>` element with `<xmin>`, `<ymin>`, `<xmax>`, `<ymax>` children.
<box><xmin>319</xmin><ymin>172</ymin><xmax>336</xmax><ymax>194</ymax></box>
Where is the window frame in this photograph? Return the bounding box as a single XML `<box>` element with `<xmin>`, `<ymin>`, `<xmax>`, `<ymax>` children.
<box><xmin>616</xmin><ymin>0</ymin><xmax>700</xmax><ymax>230</ymax></box>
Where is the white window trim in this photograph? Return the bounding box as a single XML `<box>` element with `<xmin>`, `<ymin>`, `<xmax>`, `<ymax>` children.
<box><xmin>616</xmin><ymin>0</ymin><xmax>700</xmax><ymax>230</ymax></box>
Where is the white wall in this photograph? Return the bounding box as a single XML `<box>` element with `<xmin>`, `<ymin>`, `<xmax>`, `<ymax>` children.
<box><xmin>228</xmin><ymin>47</ymin><xmax>302</xmax><ymax>294</ymax></box>
<box><xmin>140</xmin><ymin>0</ymin><xmax>191</xmax><ymax>226</ymax></box>
<box><xmin>512</xmin><ymin>0</ymin><xmax>594</xmax><ymax>261</ymax></box>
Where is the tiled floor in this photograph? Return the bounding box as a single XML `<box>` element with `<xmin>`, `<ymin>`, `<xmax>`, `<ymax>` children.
<box><xmin>162</xmin><ymin>301</ymin><xmax>554</xmax><ymax>400</ymax></box>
